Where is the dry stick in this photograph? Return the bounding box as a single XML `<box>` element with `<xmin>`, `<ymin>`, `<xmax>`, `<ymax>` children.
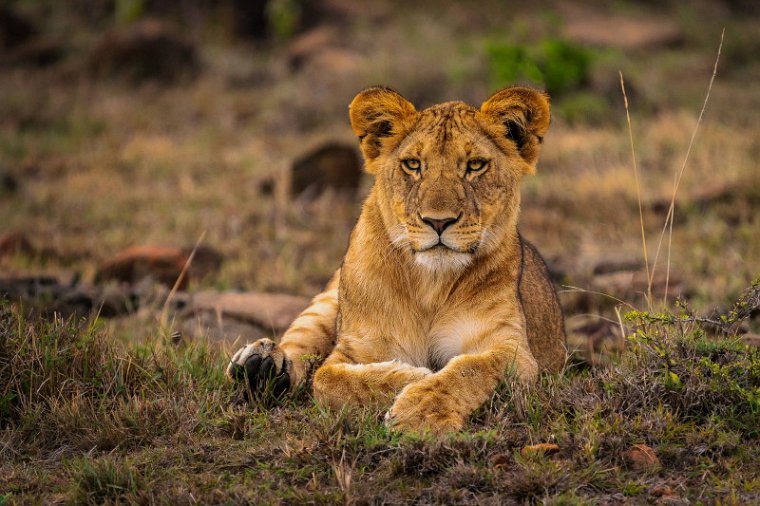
<box><xmin>619</xmin><ymin>71</ymin><xmax>651</xmax><ymax>307</ymax></box>
<box><xmin>649</xmin><ymin>28</ymin><xmax>724</xmax><ymax>306</ymax></box>
<box><xmin>159</xmin><ymin>230</ymin><xmax>207</xmax><ymax>330</ymax></box>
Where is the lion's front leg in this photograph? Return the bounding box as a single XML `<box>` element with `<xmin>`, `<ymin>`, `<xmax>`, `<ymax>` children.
<box><xmin>312</xmin><ymin>347</ymin><xmax>432</xmax><ymax>410</ymax></box>
<box><xmin>386</xmin><ymin>341</ymin><xmax>538</xmax><ymax>434</ymax></box>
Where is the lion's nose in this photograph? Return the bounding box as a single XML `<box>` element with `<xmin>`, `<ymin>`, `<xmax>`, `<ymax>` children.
<box><xmin>420</xmin><ymin>213</ymin><xmax>460</xmax><ymax>235</ymax></box>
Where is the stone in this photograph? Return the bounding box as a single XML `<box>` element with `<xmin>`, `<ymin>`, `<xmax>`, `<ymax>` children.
<box><xmin>0</xmin><ymin>231</ymin><xmax>34</xmax><ymax>260</ymax></box>
<box><xmin>95</xmin><ymin>246</ymin><xmax>188</xmax><ymax>288</ymax></box>
<box><xmin>90</xmin><ymin>18</ymin><xmax>198</xmax><ymax>83</ymax></box>
<box><xmin>291</xmin><ymin>142</ymin><xmax>362</xmax><ymax>198</ymax></box>
<box><xmin>623</xmin><ymin>444</ymin><xmax>660</xmax><ymax>470</ymax></box>
<box><xmin>189</xmin><ymin>291</ymin><xmax>310</xmax><ymax>333</ymax></box>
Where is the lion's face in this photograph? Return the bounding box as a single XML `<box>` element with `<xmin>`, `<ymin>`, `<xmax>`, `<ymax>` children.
<box><xmin>349</xmin><ymin>87</ymin><xmax>550</xmax><ymax>272</ymax></box>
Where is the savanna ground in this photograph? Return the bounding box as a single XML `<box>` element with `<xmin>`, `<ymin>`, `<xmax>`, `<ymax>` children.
<box><xmin>1</xmin><ymin>0</ymin><xmax>759</xmax><ymax>503</ymax></box>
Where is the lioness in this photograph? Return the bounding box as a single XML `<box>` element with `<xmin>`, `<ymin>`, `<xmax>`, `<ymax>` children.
<box><xmin>227</xmin><ymin>86</ymin><xmax>566</xmax><ymax>434</ymax></box>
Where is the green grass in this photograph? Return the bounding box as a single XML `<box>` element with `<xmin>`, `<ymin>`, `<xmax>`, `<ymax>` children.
<box><xmin>1</xmin><ymin>300</ymin><xmax>758</xmax><ymax>504</ymax></box>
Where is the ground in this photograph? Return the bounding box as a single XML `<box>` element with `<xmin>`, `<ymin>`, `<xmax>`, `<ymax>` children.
<box><xmin>1</xmin><ymin>0</ymin><xmax>759</xmax><ymax>503</ymax></box>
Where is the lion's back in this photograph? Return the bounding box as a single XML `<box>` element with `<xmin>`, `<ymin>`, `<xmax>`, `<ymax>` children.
<box><xmin>518</xmin><ymin>237</ymin><xmax>567</xmax><ymax>372</ymax></box>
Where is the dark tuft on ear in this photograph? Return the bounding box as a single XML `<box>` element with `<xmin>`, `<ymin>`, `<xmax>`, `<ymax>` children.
<box><xmin>479</xmin><ymin>86</ymin><xmax>551</xmax><ymax>173</ymax></box>
<box><xmin>349</xmin><ymin>86</ymin><xmax>417</xmax><ymax>165</ymax></box>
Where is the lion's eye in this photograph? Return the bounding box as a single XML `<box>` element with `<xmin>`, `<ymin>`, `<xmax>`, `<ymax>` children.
<box><xmin>466</xmin><ymin>159</ymin><xmax>488</xmax><ymax>172</ymax></box>
<box><xmin>402</xmin><ymin>158</ymin><xmax>421</xmax><ymax>173</ymax></box>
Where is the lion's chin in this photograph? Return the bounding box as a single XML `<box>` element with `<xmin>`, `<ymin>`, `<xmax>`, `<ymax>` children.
<box><xmin>414</xmin><ymin>247</ymin><xmax>472</xmax><ymax>272</ymax></box>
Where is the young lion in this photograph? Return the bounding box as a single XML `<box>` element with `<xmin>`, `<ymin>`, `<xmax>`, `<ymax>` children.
<box><xmin>227</xmin><ymin>86</ymin><xmax>567</xmax><ymax>434</ymax></box>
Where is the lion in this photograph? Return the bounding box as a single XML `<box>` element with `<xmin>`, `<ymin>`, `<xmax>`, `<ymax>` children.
<box><xmin>227</xmin><ymin>85</ymin><xmax>567</xmax><ymax>434</ymax></box>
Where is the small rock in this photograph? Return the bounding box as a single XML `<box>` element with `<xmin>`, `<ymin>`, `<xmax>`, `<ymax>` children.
<box><xmin>95</xmin><ymin>245</ymin><xmax>188</xmax><ymax>288</ymax></box>
<box><xmin>488</xmin><ymin>452</ymin><xmax>511</xmax><ymax>469</ymax></box>
<box><xmin>181</xmin><ymin>311</ymin><xmax>267</xmax><ymax>344</ymax></box>
<box><xmin>0</xmin><ymin>231</ymin><xmax>34</xmax><ymax>260</ymax></box>
<box><xmin>652</xmin><ymin>485</ymin><xmax>674</xmax><ymax>498</ymax></box>
<box><xmin>291</xmin><ymin>142</ymin><xmax>362</xmax><ymax>198</ymax></box>
<box><xmin>189</xmin><ymin>291</ymin><xmax>310</xmax><ymax>333</ymax></box>
<box><xmin>623</xmin><ymin>444</ymin><xmax>660</xmax><ymax>470</ymax></box>
<box><xmin>90</xmin><ymin>18</ymin><xmax>198</xmax><ymax>83</ymax></box>
<box><xmin>180</xmin><ymin>244</ymin><xmax>224</xmax><ymax>281</ymax></box>
<box><xmin>520</xmin><ymin>443</ymin><xmax>560</xmax><ymax>457</ymax></box>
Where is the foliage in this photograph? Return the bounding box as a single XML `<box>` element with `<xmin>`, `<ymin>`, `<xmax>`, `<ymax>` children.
<box><xmin>485</xmin><ymin>38</ymin><xmax>595</xmax><ymax>97</ymax></box>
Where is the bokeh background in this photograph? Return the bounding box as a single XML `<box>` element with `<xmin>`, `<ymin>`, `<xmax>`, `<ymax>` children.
<box><xmin>1</xmin><ymin>0</ymin><xmax>758</xmax><ymax>346</ymax></box>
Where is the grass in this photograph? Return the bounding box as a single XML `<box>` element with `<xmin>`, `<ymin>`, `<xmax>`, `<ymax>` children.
<box><xmin>1</xmin><ymin>299</ymin><xmax>758</xmax><ymax>504</ymax></box>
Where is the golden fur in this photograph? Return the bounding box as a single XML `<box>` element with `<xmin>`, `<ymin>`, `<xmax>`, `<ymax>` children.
<box><xmin>227</xmin><ymin>86</ymin><xmax>566</xmax><ymax>434</ymax></box>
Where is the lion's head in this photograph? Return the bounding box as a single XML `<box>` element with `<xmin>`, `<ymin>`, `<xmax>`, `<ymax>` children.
<box><xmin>349</xmin><ymin>86</ymin><xmax>551</xmax><ymax>272</ymax></box>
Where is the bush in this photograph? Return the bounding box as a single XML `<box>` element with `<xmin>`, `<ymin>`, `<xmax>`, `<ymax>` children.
<box><xmin>486</xmin><ymin>38</ymin><xmax>594</xmax><ymax>97</ymax></box>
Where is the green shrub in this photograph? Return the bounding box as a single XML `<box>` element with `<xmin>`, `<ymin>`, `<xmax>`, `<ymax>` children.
<box><xmin>485</xmin><ymin>38</ymin><xmax>594</xmax><ymax>97</ymax></box>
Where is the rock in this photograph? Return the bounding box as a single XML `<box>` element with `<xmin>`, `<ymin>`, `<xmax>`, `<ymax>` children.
<box><xmin>180</xmin><ymin>311</ymin><xmax>267</xmax><ymax>344</ymax></box>
<box><xmin>520</xmin><ymin>443</ymin><xmax>560</xmax><ymax>457</ymax></box>
<box><xmin>95</xmin><ymin>244</ymin><xmax>222</xmax><ymax>288</ymax></box>
<box><xmin>95</xmin><ymin>246</ymin><xmax>188</xmax><ymax>288</ymax></box>
<box><xmin>0</xmin><ymin>5</ymin><xmax>35</xmax><ymax>50</ymax></box>
<box><xmin>0</xmin><ymin>231</ymin><xmax>34</xmax><ymax>260</ymax></box>
<box><xmin>623</xmin><ymin>444</ymin><xmax>660</xmax><ymax>470</ymax></box>
<box><xmin>189</xmin><ymin>291</ymin><xmax>310</xmax><ymax>333</ymax></box>
<box><xmin>180</xmin><ymin>245</ymin><xmax>225</xmax><ymax>281</ymax></box>
<box><xmin>90</xmin><ymin>18</ymin><xmax>198</xmax><ymax>83</ymax></box>
<box><xmin>488</xmin><ymin>452</ymin><xmax>511</xmax><ymax>469</ymax></box>
<box><xmin>291</xmin><ymin>142</ymin><xmax>362</xmax><ymax>198</ymax></box>
<box><xmin>0</xmin><ymin>275</ymin><xmax>137</xmax><ymax>319</ymax></box>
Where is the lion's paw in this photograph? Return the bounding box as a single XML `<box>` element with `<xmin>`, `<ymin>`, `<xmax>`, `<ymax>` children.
<box><xmin>226</xmin><ymin>338</ymin><xmax>292</xmax><ymax>400</ymax></box>
<box><xmin>385</xmin><ymin>383</ymin><xmax>465</xmax><ymax>435</ymax></box>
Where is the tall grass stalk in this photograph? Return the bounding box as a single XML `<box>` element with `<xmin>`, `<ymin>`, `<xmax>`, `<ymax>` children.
<box><xmin>649</xmin><ymin>29</ymin><xmax>724</xmax><ymax>306</ymax></box>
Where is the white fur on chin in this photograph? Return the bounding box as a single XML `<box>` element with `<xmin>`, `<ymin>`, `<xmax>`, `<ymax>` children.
<box><xmin>414</xmin><ymin>249</ymin><xmax>472</xmax><ymax>272</ymax></box>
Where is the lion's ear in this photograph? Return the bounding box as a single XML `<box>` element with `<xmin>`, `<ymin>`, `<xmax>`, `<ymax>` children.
<box><xmin>479</xmin><ymin>86</ymin><xmax>550</xmax><ymax>173</ymax></box>
<box><xmin>349</xmin><ymin>86</ymin><xmax>417</xmax><ymax>164</ymax></box>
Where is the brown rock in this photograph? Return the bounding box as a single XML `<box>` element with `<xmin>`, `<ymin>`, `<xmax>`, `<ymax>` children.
<box><xmin>520</xmin><ymin>443</ymin><xmax>560</xmax><ymax>457</ymax></box>
<box><xmin>180</xmin><ymin>311</ymin><xmax>267</xmax><ymax>344</ymax></box>
<box><xmin>95</xmin><ymin>246</ymin><xmax>188</xmax><ymax>288</ymax></box>
<box><xmin>623</xmin><ymin>444</ymin><xmax>660</xmax><ymax>470</ymax></box>
<box><xmin>90</xmin><ymin>18</ymin><xmax>198</xmax><ymax>83</ymax></box>
<box><xmin>189</xmin><ymin>291</ymin><xmax>310</xmax><ymax>333</ymax></box>
<box><xmin>291</xmin><ymin>142</ymin><xmax>362</xmax><ymax>198</ymax></box>
<box><xmin>0</xmin><ymin>231</ymin><xmax>34</xmax><ymax>259</ymax></box>
<box><xmin>488</xmin><ymin>452</ymin><xmax>511</xmax><ymax>469</ymax></box>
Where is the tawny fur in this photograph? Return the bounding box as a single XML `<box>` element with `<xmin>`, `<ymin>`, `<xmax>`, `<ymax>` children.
<box><xmin>227</xmin><ymin>86</ymin><xmax>567</xmax><ymax>434</ymax></box>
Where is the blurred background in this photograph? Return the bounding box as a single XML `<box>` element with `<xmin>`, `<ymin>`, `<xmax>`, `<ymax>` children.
<box><xmin>1</xmin><ymin>0</ymin><xmax>758</xmax><ymax>349</ymax></box>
